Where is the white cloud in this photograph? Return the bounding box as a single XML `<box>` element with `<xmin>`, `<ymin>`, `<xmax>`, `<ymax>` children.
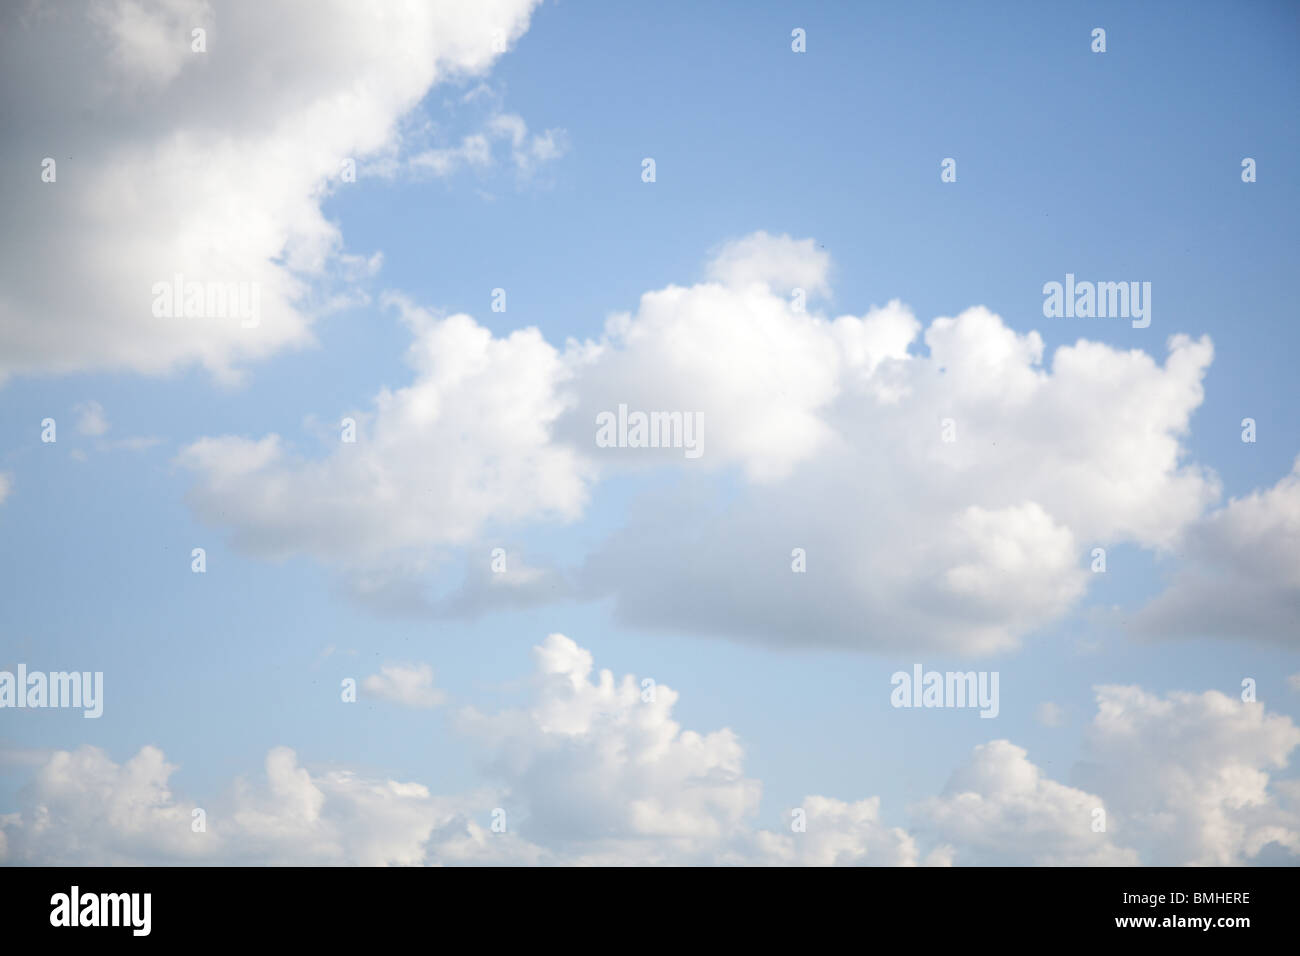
<box><xmin>912</xmin><ymin>685</ymin><xmax>1300</xmax><ymax>866</ymax></box>
<box><xmin>0</xmin><ymin>741</ymin><xmax>475</xmax><ymax>867</ymax></box>
<box><xmin>1074</xmin><ymin>685</ymin><xmax>1300</xmax><ymax>865</ymax></box>
<box><xmin>226</xmin><ymin>746</ymin><xmax>454</xmax><ymax>865</ymax></box>
<box><xmin>408</xmin><ymin>133</ymin><xmax>493</xmax><ymax>177</ymax></box>
<box><xmin>751</xmin><ymin>795</ymin><xmax>938</xmax><ymax>866</ymax></box>
<box><xmin>0</xmin><ymin>472</ymin><xmax>11</xmax><ymax>505</ymax></box>
<box><xmin>1133</xmin><ymin>457</ymin><xmax>1300</xmax><ymax>645</ymax></box>
<box><xmin>177</xmin><ymin>294</ymin><xmax>590</xmax><ymax>565</ymax></box>
<box><xmin>73</xmin><ymin>400</ymin><xmax>110</xmax><ymax>436</ymax></box>
<box><xmin>363</xmin><ymin>663</ymin><xmax>446</xmax><ymax>709</ymax></box>
<box><xmin>485</xmin><ymin>112</ymin><xmax>569</xmax><ymax>175</ymax></box>
<box><xmin>0</xmin><ymin>745</ymin><xmax>206</xmax><ymax>865</ymax></box>
<box><xmin>0</xmin><ymin>0</ymin><xmax>542</xmax><ymax>384</ymax></box>
<box><xmin>456</xmin><ymin>634</ymin><xmax>761</xmax><ymax>857</ymax></box>
<box><xmin>705</xmin><ymin>231</ymin><xmax>832</xmax><ymax>299</ymax></box>
<box><xmin>373</xmin><ymin>105</ymin><xmax>567</xmax><ymax>183</ymax></box>
<box><xmin>913</xmin><ymin>740</ymin><xmax>1138</xmax><ymax>866</ymax></box>
<box><xmin>570</xmin><ymin>238</ymin><xmax>1216</xmax><ymax>653</ymax></box>
<box><xmin>4</xmin><ymin>637</ymin><xmax>1297</xmax><ymax>866</ymax></box>
<box><xmin>177</xmin><ymin>233</ymin><xmax>1221</xmax><ymax>653</ymax></box>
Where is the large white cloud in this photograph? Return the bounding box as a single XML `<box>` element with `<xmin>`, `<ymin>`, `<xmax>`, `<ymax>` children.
<box><xmin>176</xmin><ymin>234</ymin><xmax>1220</xmax><ymax>653</ymax></box>
<box><xmin>4</xmin><ymin>637</ymin><xmax>1296</xmax><ymax>866</ymax></box>
<box><xmin>0</xmin><ymin>0</ymin><xmax>541</xmax><ymax>384</ymax></box>
<box><xmin>570</xmin><ymin>239</ymin><xmax>1217</xmax><ymax>653</ymax></box>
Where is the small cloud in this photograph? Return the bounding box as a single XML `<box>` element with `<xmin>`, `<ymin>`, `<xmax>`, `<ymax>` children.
<box><xmin>362</xmin><ymin>663</ymin><xmax>445</xmax><ymax>709</ymax></box>
<box><xmin>409</xmin><ymin>133</ymin><xmax>492</xmax><ymax>178</ymax></box>
<box><xmin>1288</xmin><ymin>673</ymin><xmax>1300</xmax><ymax>692</ymax></box>
<box><xmin>406</xmin><ymin>114</ymin><xmax>567</xmax><ymax>182</ymax></box>
<box><xmin>487</xmin><ymin>112</ymin><xmax>568</xmax><ymax>175</ymax></box>
<box><xmin>73</xmin><ymin>400</ymin><xmax>109</xmax><ymax>436</ymax></box>
<box><xmin>1035</xmin><ymin>701</ymin><xmax>1065</xmax><ymax>727</ymax></box>
<box><xmin>0</xmin><ymin>472</ymin><xmax>11</xmax><ymax>505</ymax></box>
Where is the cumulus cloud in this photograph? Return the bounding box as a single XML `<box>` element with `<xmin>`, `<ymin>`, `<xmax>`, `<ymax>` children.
<box><xmin>752</xmin><ymin>795</ymin><xmax>938</xmax><ymax>866</ymax></box>
<box><xmin>456</xmin><ymin>634</ymin><xmax>761</xmax><ymax>859</ymax></box>
<box><xmin>362</xmin><ymin>663</ymin><xmax>446</xmax><ymax>709</ymax></box>
<box><xmin>0</xmin><ymin>745</ymin><xmax>205</xmax><ymax>865</ymax></box>
<box><xmin>177</xmin><ymin>294</ymin><xmax>590</xmax><ymax>566</ymax></box>
<box><xmin>0</xmin><ymin>0</ymin><xmax>541</xmax><ymax>384</ymax></box>
<box><xmin>176</xmin><ymin>234</ymin><xmax>1220</xmax><ymax>653</ymax></box>
<box><xmin>569</xmin><ymin>238</ymin><xmax>1216</xmax><ymax>653</ymax></box>
<box><xmin>0</xmin><ymin>741</ymin><xmax>481</xmax><ymax>867</ymax></box>
<box><xmin>1133</xmin><ymin>457</ymin><xmax>1300</xmax><ymax>646</ymax></box>
<box><xmin>912</xmin><ymin>685</ymin><xmax>1300</xmax><ymax>866</ymax></box>
<box><xmin>73</xmin><ymin>400</ymin><xmax>109</xmax><ymax>436</ymax></box>
<box><xmin>913</xmin><ymin>740</ymin><xmax>1138</xmax><ymax>866</ymax></box>
<box><xmin>1074</xmin><ymin>685</ymin><xmax>1300</xmax><ymax>865</ymax></box>
<box><xmin>225</xmin><ymin>746</ymin><xmax>453</xmax><ymax>865</ymax></box>
<box><xmin>3</xmin><ymin>637</ymin><xmax>1296</xmax><ymax>866</ymax></box>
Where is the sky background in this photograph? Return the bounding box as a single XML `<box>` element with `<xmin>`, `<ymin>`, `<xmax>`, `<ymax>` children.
<box><xmin>1</xmin><ymin>0</ymin><xmax>1298</xmax><ymax>865</ymax></box>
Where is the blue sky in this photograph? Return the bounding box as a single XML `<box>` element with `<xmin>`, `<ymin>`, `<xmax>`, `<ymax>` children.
<box><xmin>1</xmin><ymin>0</ymin><xmax>1298</xmax><ymax>865</ymax></box>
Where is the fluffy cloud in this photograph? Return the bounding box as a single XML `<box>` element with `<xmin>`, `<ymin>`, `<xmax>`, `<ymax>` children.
<box><xmin>73</xmin><ymin>400</ymin><xmax>110</xmax><ymax>436</ymax></box>
<box><xmin>751</xmin><ymin>795</ymin><xmax>936</xmax><ymax>866</ymax></box>
<box><xmin>913</xmin><ymin>688</ymin><xmax>1300</xmax><ymax>867</ymax></box>
<box><xmin>0</xmin><ymin>745</ymin><xmax>205</xmax><ymax>865</ymax></box>
<box><xmin>0</xmin><ymin>742</ymin><xmax>473</xmax><ymax>867</ymax></box>
<box><xmin>178</xmin><ymin>295</ymin><xmax>590</xmax><ymax>565</ymax></box>
<box><xmin>456</xmin><ymin>634</ymin><xmax>761</xmax><ymax>861</ymax></box>
<box><xmin>570</xmin><ymin>239</ymin><xmax>1216</xmax><ymax>653</ymax></box>
<box><xmin>1074</xmin><ymin>685</ymin><xmax>1300</xmax><ymax>865</ymax></box>
<box><xmin>913</xmin><ymin>740</ymin><xmax>1138</xmax><ymax>866</ymax></box>
<box><xmin>1133</xmin><ymin>458</ymin><xmax>1300</xmax><ymax>646</ymax></box>
<box><xmin>177</xmin><ymin>234</ymin><xmax>1220</xmax><ymax>654</ymax></box>
<box><xmin>362</xmin><ymin>663</ymin><xmax>446</xmax><ymax>710</ymax></box>
<box><xmin>0</xmin><ymin>0</ymin><xmax>541</xmax><ymax>385</ymax></box>
<box><xmin>225</xmin><ymin>746</ymin><xmax>455</xmax><ymax>865</ymax></box>
<box><xmin>3</xmin><ymin>637</ymin><xmax>1296</xmax><ymax>866</ymax></box>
